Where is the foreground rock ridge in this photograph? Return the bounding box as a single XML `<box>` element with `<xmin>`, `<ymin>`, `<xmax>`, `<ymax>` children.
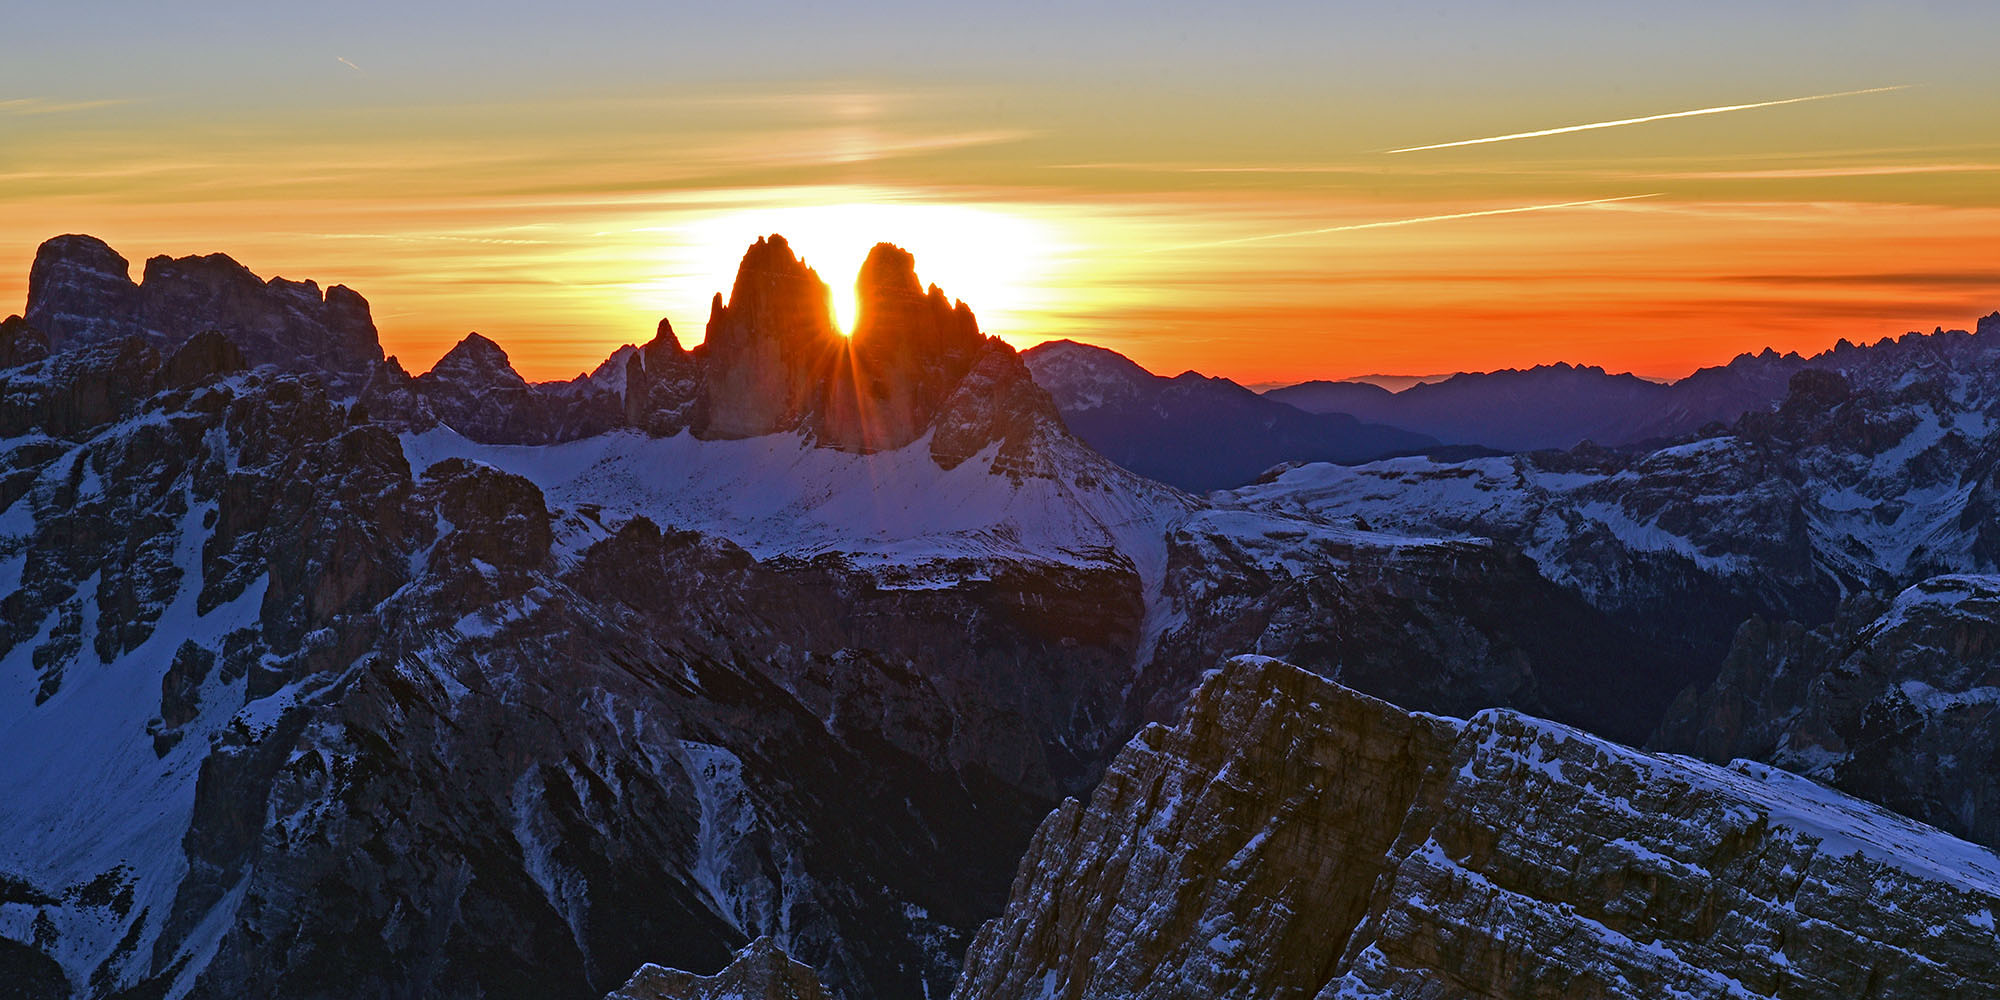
<box><xmin>956</xmin><ymin>656</ymin><xmax>2000</xmax><ymax>999</ymax></box>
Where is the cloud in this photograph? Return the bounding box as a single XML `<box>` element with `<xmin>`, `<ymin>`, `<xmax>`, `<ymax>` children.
<box><xmin>337</xmin><ymin>56</ymin><xmax>364</xmax><ymax>74</ymax></box>
<box><xmin>1725</xmin><ymin>271</ymin><xmax>2000</xmax><ymax>288</ymax></box>
<box><xmin>1143</xmin><ymin>194</ymin><xmax>1660</xmax><ymax>253</ymax></box>
<box><xmin>1384</xmin><ymin>86</ymin><xmax>1909</xmax><ymax>154</ymax></box>
<box><xmin>0</xmin><ymin>98</ymin><xmax>131</xmax><ymax>116</ymax></box>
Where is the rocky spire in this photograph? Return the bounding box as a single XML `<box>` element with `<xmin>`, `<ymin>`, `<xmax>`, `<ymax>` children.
<box><xmin>697</xmin><ymin>235</ymin><xmax>843</xmax><ymax>439</ymax></box>
<box><xmin>815</xmin><ymin>242</ymin><xmax>986</xmax><ymax>452</ymax></box>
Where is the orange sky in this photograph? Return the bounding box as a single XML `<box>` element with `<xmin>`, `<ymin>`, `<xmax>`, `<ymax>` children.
<box><xmin>5</xmin><ymin>6</ymin><xmax>1999</xmax><ymax>384</ymax></box>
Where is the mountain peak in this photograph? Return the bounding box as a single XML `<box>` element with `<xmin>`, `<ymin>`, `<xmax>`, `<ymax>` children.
<box><xmin>424</xmin><ymin>332</ymin><xmax>527</xmax><ymax>391</ymax></box>
<box><xmin>24</xmin><ymin>233</ymin><xmax>382</xmax><ymax>382</ymax></box>
<box><xmin>714</xmin><ymin>234</ymin><xmax>837</xmax><ymax>347</ymax></box>
<box><xmin>698</xmin><ymin>235</ymin><xmax>842</xmax><ymax>440</ymax></box>
<box><xmin>857</xmin><ymin>241</ymin><xmax>923</xmax><ymax>300</ymax></box>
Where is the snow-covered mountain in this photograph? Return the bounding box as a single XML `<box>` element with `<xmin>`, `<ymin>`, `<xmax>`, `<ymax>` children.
<box><xmin>1021</xmin><ymin>339</ymin><xmax>1442</xmax><ymax>492</ymax></box>
<box><xmin>1227</xmin><ymin>318</ymin><xmax>2000</xmax><ymax>868</ymax></box>
<box><xmin>0</xmin><ymin>235</ymin><xmax>1203</xmax><ymax>1000</ymax></box>
<box><xmin>5</xmin><ymin>230</ymin><xmax>1998</xmax><ymax>999</ymax></box>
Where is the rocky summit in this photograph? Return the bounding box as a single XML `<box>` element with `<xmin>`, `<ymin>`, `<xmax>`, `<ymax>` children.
<box><xmin>956</xmin><ymin>656</ymin><xmax>2000</xmax><ymax>999</ymax></box>
<box><xmin>25</xmin><ymin>234</ymin><xmax>383</xmax><ymax>383</ymax></box>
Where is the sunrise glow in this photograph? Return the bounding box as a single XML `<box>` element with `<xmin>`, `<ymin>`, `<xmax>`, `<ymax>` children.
<box><xmin>3</xmin><ymin>5</ymin><xmax>1997</xmax><ymax>383</ymax></box>
<box><xmin>653</xmin><ymin>195</ymin><xmax>1059</xmax><ymax>337</ymax></box>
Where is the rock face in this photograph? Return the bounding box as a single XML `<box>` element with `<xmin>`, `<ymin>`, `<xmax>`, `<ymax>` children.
<box><xmin>696</xmin><ymin>238</ymin><xmax>1003</xmax><ymax>453</ymax></box>
<box><xmin>1654</xmin><ymin>574</ymin><xmax>2000</xmax><ymax>850</ymax></box>
<box><xmin>622</xmin><ymin>320</ymin><xmax>704</xmax><ymax>436</ymax></box>
<box><xmin>956</xmin><ymin>656</ymin><xmax>2000</xmax><ymax>1000</ymax></box>
<box><xmin>819</xmin><ymin>244</ymin><xmax>985</xmax><ymax>452</ymax></box>
<box><xmin>25</xmin><ymin>234</ymin><xmax>383</xmax><ymax>382</ymax></box>
<box><xmin>1023</xmin><ymin>339</ymin><xmax>1444</xmax><ymax>492</ymax></box>
<box><xmin>698</xmin><ymin>236</ymin><xmax>845</xmax><ymax>440</ymax></box>
<box><xmin>0</xmin><ymin>315</ymin><xmax>51</xmax><ymax>369</ymax></box>
<box><xmin>607</xmin><ymin>937</ymin><xmax>830</xmax><ymax>1000</ymax></box>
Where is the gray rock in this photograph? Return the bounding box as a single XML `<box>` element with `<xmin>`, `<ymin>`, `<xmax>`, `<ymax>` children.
<box><xmin>957</xmin><ymin>655</ymin><xmax>2000</xmax><ymax>1000</ymax></box>
<box><xmin>608</xmin><ymin>937</ymin><xmax>830</xmax><ymax>1000</ymax></box>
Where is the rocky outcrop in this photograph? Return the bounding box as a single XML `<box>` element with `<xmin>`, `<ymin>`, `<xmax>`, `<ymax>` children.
<box><xmin>1654</xmin><ymin>574</ymin><xmax>2000</xmax><ymax>850</ymax></box>
<box><xmin>24</xmin><ymin>235</ymin><xmax>383</xmax><ymax>382</ymax></box>
<box><xmin>927</xmin><ymin>340</ymin><xmax>1068</xmax><ymax>476</ymax></box>
<box><xmin>607</xmin><ymin>937</ymin><xmax>830</xmax><ymax>1000</ymax></box>
<box><xmin>621</xmin><ymin>320</ymin><xmax>704</xmax><ymax>436</ymax></box>
<box><xmin>24</xmin><ymin>235</ymin><xmax>141</xmax><ymax>348</ymax></box>
<box><xmin>697</xmin><ymin>235</ymin><xmax>844</xmax><ymax>440</ymax></box>
<box><xmin>957</xmin><ymin>655</ymin><xmax>2000</xmax><ymax>1000</ymax></box>
<box><xmin>352</xmin><ymin>333</ymin><xmax>625</xmax><ymax>444</ymax></box>
<box><xmin>816</xmin><ymin>244</ymin><xmax>985</xmax><ymax>452</ymax></box>
<box><xmin>0</xmin><ymin>315</ymin><xmax>51</xmax><ymax>370</ymax></box>
<box><xmin>692</xmin><ymin>237</ymin><xmax>1006</xmax><ymax>455</ymax></box>
<box><xmin>413</xmin><ymin>332</ymin><xmax>623</xmax><ymax>443</ymax></box>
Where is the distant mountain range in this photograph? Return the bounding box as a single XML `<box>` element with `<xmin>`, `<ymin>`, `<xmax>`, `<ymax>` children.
<box><xmin>1020</xmin><ymin>340</ymin><xmax>1445</xmax><ymax>492</ymax></box>
<box><xmin>1264</xmin><ymin>331</ymin><xmax>1995</xmax><ymax>452</ymax></box>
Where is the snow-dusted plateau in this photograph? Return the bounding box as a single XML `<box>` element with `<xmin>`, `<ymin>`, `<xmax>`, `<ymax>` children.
<box><xmin>2</xmin><ymin>233</ymin><xmax>1996</xmax><ymax>998</ymax></box>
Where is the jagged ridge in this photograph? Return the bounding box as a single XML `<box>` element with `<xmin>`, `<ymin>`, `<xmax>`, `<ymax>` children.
<box><xmin>956</xmin><ymin>655</ymin><xmax>2000</xmax><ymax>999</ymax></box>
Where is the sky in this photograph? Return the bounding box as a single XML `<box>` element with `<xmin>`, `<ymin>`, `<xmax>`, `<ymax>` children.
<box><xmin>4</xmin><ymin>1</ymin><xmax>1999</xmax><ymax>384</ymax></box>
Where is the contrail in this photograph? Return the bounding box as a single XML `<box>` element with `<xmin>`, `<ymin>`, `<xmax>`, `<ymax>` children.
<box><xmin>337</xmin><ymin>56</ymin><xmax>364</xmax><ymax>74</ymax></box>
<box><xmin>1144</xmin><ymin>194</ymin><xmax>1659</xmax><ymax>253</ymax></box>
<box><xmin>1385</xmin><ymin>86</ymin><xmax>1908</xmax><ymax>154</ymax></box>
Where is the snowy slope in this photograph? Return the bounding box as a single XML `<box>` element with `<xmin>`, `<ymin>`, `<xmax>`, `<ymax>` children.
<box><xmin>400</xmin><ymin>425</ymin><xmax>1196</xmax><ymax>590</ymax></box>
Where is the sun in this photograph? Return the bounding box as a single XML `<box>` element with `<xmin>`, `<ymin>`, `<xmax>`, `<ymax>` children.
<box><xmin>661</xmin><ymin>194</ymin><xmax>1056</xmax><ymax>338</ymax></box>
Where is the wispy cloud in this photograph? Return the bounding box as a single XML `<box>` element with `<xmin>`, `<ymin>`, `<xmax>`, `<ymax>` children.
<box><xmin>1143</xmin><ymin>194</ymin><xmax>1660</xmax><ymax>253</ymax></box>
<box><xmin>337</xmin><ymin>56</ymin><xmax>364</xmax><ymax>74</ymax></box>
<box><xmin>1641</xmin><ymin>163</ymin><xmax>2000</xmax><ymax>180</ymax></box>
<box><xmin>281</xmin><ymin>231</ymin><xmax>555</xmax><ymax>246</ymax></box>
<box><xmin>1384</xmin><ymin>86</ymin><xmax>1909</xmax><ymax>154</ymax></box>
<box><xmin>0</xmin><ymin>97</ymin><xmax>132</xmax><ymax>116</ymax></box>
<box><xmin>1726</xmin><ymin>270</ymin><xmax>2000</xmax><ymax>288</ymax></box>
